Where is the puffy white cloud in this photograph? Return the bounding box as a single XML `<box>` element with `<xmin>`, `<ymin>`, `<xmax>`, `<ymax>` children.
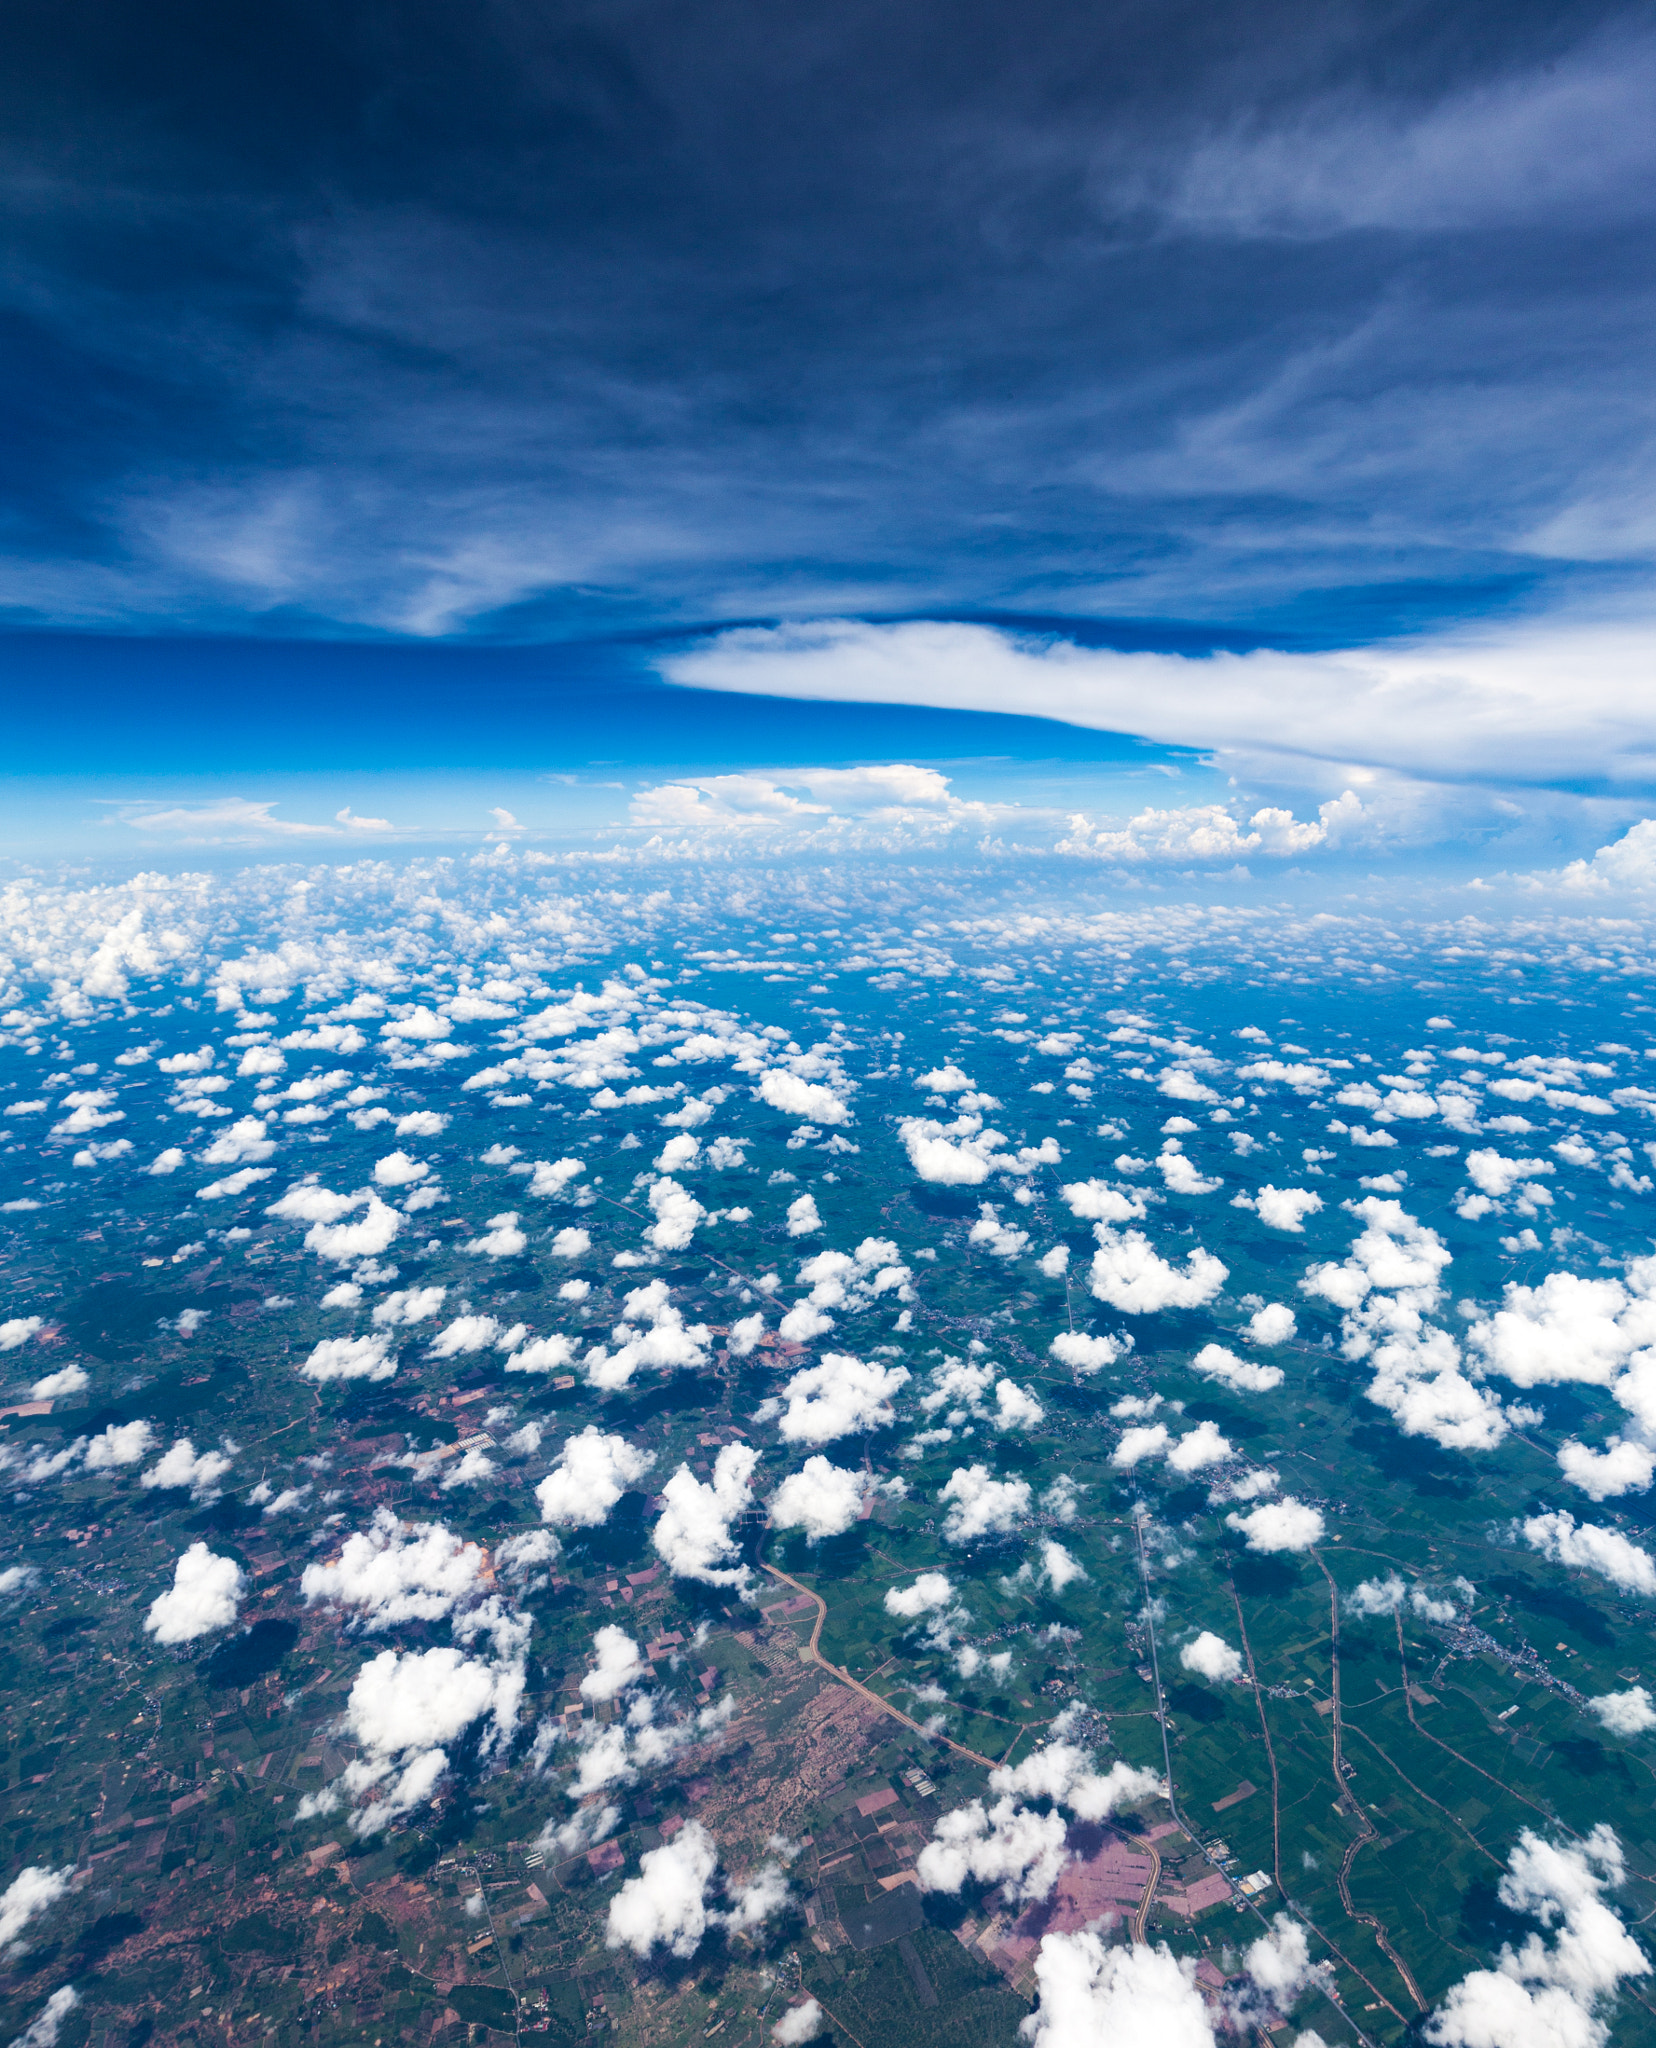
<box><xmin>652</xmin><ymin>1442</ymin><xmax>760</xmax><ymax>1587</ymax></box>
<box><xmin>777</xmin><ymin>1304</ymin><xmax>831</xmax><ymax>1352</ymax></box>
<box><xmin>920</xmin><ymin>1743</ymin><xmax>1163</xmax><ymax>1908</ymax></box>
<box><xmin>647</xmin><ymin>1177</ymin><xmax>706</xmax><ymax>1250</ymax></box>
<box><xmin>1023</xmin><ymin>1932</ymin><xmax>1215</xmax><ymax>2048</ymax></box>
<box><xmin>1587</xmin><ymin>1687</ymin><xmax>1656</xmax><ymax>1737</ymax></box>
<box><xmin>1039</xmin><ymin>1540</ymin><xmax>1087</xmax><ymax>1593</ymax></box>
<box><xmin>372</xmin><ymin>1285</ymin><xmax>447</xmax><ymax>1326</ymax></box>
<box><xmin>917</xmin><ymin>1798</ymin><xmax>1070</xmax><ymax>1904</ymax></box>
<box><xmin>969</xmin><ymin>1206</ymin><xmax>1032</xmax><ymax>1258</ymax></box>
<box><xmin>772</xmin><ymin>2000</ymin><xmax>824</xmax><ymax>2045</ymax></box>
<box><xmin>656</xmin><ymin>1132</ymin><xmax>700</xmax><ymax>1173</ymax></box>
<box><xmin>1227</xmin><ymin>1499</ymin><xmax>1325</xmax><ymax>1553</ymax></box>
<box><xmin>1112</xmin><ymin>1423</ymin><xmax>1170</xmax><ymax>1469</ymax></box>
<box><xmin>30</xmin><ymin>1365</ymin><xmax>88</xmax><ymax>1400</ymax></box>
<box><xmin>1089</xmin><ymin>1231</ymin><xmax>1227</xmax><ymax>1314</ymax></box>
<box><xmin>629</xmin><ymin>761</ymin><xmax>990</xmax><ymax>848</ymax></box>
<box><xmin>1519</xmin><ymin>1511</ymin><xmax>1656</xmax><ymax>1596</ymax></box>
<box><xmin>785</xmin><ymin>1192</ymin><xmax>822</xmax><ymax>1237</ymax></box>
<box><xmin>1558</xmin><ymin>1438</ymin><xmax>1656</xmax><ymax>1502</ymax></box>
<box><xmin>1061</xmin><ymin>791</ymin><xmax>1352</xmax><ymax>865</ymax></box>
<box><xmin>300</xmin><ymin>1333</ymin><xmax>398</xmax><ymax>1383</ymax></box>
<box><xmin>1189</xmin><ymin>1342</ymin><xmax>1285</xmax><ymax>1394</ymax></box>
<box><xmin>1249</xmin><ymin>1185</ymin><xmax>1324</xmax><ymax>1232</ymax></box>
<box><xmin>1554</xmin><ymin>817</ymin><xmax>1656</xmax><ymax>895</ymax></box>
<box><xmin>83</xmin><ymin>1419</ymin><xmax>155</xmax><ymax>1469</ymax></box>
<box><xmin>1468</xmin><ymin>1268</ymin><xmax>1656</xmax><ymax>1391</ymax></box>
<box><xmin>537</xmin><ymin>1428</ymin><xmax>656</xmax><ymax>1527</ymax></box>
<box><xmin>1242</xmin><ymin>1915</ymin><xmax>1319</xmax><ymax>2013</ymax></box>
<box><xmin>1062</xmin><ymin>1180</ymin><xmax>1146</xmax><ymax>1225</ymax></box>
<box><xmin>335</xmin><ymin>1644</ymin><xmax>523</xmax><ymax>1833</ymax></box>
<box><xmin>1426</xmin><ymin>1826</ymin><xmax>1648</xmax><ymax>2048</ymax></box>
<box><xmin>0</xmin><ymin>1867</ymin><xmax>72</xmax><ymax>1951</ymax></box>
<box><xmin>20</xmin><ymin>1438</ymin><xmax>88</xmax><ymax>1483</ymax></box>
<box><xmin>144</xmin><ymin>1543</ymin><xmax>245</xmax><ymax>1644</ymax></box>
<box><xmin>584</xmin><ymin>1279</ymin><xmax>712</xmax><ymax>1391</ymax></box>
<box><xmin>552</xmin><ymin>1227</ymin><xmax>591</xmax><ymax>1258</ymax></box>
<box><xmin>1166</xmin><ymin>1420</ymin><xmax>1233</xmax><ymax>1474</ymax></box>
<box><xmin>506</xmin><ymin>1333</ymin><xmax>577</xmax><ymax>1375</ymax></box>
<box><xmin>939</xmin><ymin>1464</ymin><xmax>1032</xmax><ymax>1543</ymax></box>
<box><xmin>528</xmin><ymin>1156</ymin><xmax>586</xmax><ymax>1197</ymax></box>
<box><xmin>899</xmin><ymin>1112</ymin><xmax>1060</xmax><ymax>1185</ymax></box>
<box><xmin>381</xmin><ymin>1006</ymin><xmax>451</xmax><ymax>1042</ymax></box>
<box><xmin>727</xmin><ymin>1312</ymin><xmax>766</xmax><ymax>1356</ymax></box>
<box><xmin>581</xmin><ymin>1626</ymin><xmax>647</xmax><ymax>1703</ymax></box>
<box><xmin>760</xmin><ymin>1071</ymin><xmax>851</xmax><ymax>1125</ymax></box>
<box><xmin>1049</xmin><ymin>1331</ymin><xmax>1132</xmax><ymax>1374</ymax></box>
<box><xmin>1039</xmin><ymin>1245</ymin><xmax>1070</xmax><ymax>1277</ymax></box>
<box><xmin>722</xmin><ymin>1859</ymin><xmax>793</xmax><ymax>1939</ymax></box>
<box><xmin>429</xmin><ymin>1314</ymin><xmax>509</xmax><ymax>1357</ymax></box>
<box><xmin>606</xmin><ymin>1821</ymin><xmax>720</xmax><ymax>1959</ymax></box>
<box><xmin>1159</xmin><ymin>1068</ymin><xmax>1220</xmax><ymax>1106</ymax></box>
<box><xmin>917</xmin><ymin>1353</ymin><xmax>991</xmax><ymax>1419</ymax></box>
<box><xmin>1463</xmin><ymin>1148</ymin><xmax>1555</xmax><ymax>1209</ymax></box>
<box><xmin>885</xmin><ymin>1571</ymin><xmax>955</xmax><ymax>1620</ymax></box>
<box><xmin>1044</xmin><ymin>1475</ymin><xmax>1082</xmax><ymax>1519</ymax></box>
<box><xmin>1179</xmin><ymin>1631</ymin><xmax>1244</xmax><ymax>1682</ymax></box>
<box><xmin>301</xmin><ymin>1508</ymin><xmax>488</xmax><ymax>1626</ymax></box>
<box><xmin>371</xmin><ymin>1150</ymin><xmax>429</xmax><ymax>1187</ymax></box>
<box><xmin>769</xmin><ymin>1456</ymin><xmax>875</xmax><ymax>1541</ymax></box>
<box><xmin>140</xmin><ymin>1439</ymin><xmax>233</xmax><ymax>1500</ymax></box>
<box><xmin>198</xmin><ymin>1117</ymin><xmax>275</xmax><ymax>1165</ymax></box>
<box><xmin>1237</xmin><ymin>1059</ymin><xmax>1331</xmax><ymax>1094</ymax></box>
<box><xmin>1303</xmin><ymin>1198</ymin><xmax>1451</xmax><ymax>1315</ymax></box>
<box><xmin>0</xmin><ymin>1318</ymin><xmax>43</xmax><ymax>1352</ymax></box>
<box><xmin>564</xmin><ymin>1725</ymin><xmax>636</xmax><ymax>1802</ymax></box>
<box><xmin>1346</xmin><ymin>1574</ymin><xmax>1406</xmax><ymax>1617</ymax></box>
<box><xmin>1247</xmin><ymin>1303</ymin><xmax>1297</xmax><ymax>1345</ymax></box>
<box><xmin>267</xmin><ymin>1185</ymin><xmax>405</xmax><ymax>1265</ymax></box>
<box><xmin>917</xmin><ymin>1064</ymin><xmax>974</xmax><ymax>1093</ymax></box>
<box><xmin>52</xmin><ymin>1087</ymin><xmax>124</xmax><ymax>1136</ymax></box>
<box><xmin>992</xmin><ymin>1379</ymin><xmax>1045</xmax><ymax>1432</ymax></box>
<box><xmin>1301</xmin><ymin>1200</ymin><xmax>1518</xmax><ymax>1455</ymax></box>
<box><xmin>1356</xmin><ymin>1305</ymin><xmax>1513</xmax><ymax>1455</ymax></box>
<box><xmin>465</xmin><ymin>1210</ymin><xmax>527</xmax><ymax>1258</ymax></box>
<box><xmin>775</xmin><ymin>1352</ymin><xmax>910</xmax><ymax>1445</ymax></box>
<box><xmin>1158</xmin><ymin>1145</ymin><xmax>1222</xmax><ymax>1197</ymax></box>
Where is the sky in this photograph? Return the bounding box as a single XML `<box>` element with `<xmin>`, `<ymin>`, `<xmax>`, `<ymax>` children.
<box><xmin>3</xmin><ymin>0</ymin><xmax>1655</xmax><ymax>877</ymax></box>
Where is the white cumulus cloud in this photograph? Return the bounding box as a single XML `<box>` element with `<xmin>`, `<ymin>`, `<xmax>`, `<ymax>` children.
<box><xmin>1179</xmin><ymin>1631</ymin><xmax>1244</xmax><ymax>1682</ymax></box>
<box><xmin>144</xmin><ymin>1543</ymin><xmax>245</xmax><ymax>1643</ymax></box>
<box><xmin>939</xmin><ymin>1464</ymin><xmax>1032</xmax><ymax>1543</ymax></box>
<box><xmin>537</xmin><ymin>1428</ymin><xmax>657</xmax><ymax>1527</ymax></box>
<box><xmin>1227</xmin><ymin>1499</ymin><xmax>1325</xmax><ymax>1553</ymax></box>
<box><xmin>652</xmin><ymin>1442</ymin><xmax>760</xmax><ymax>1588</ymax></box>
<box><xmin>1089</xmin><ymin>1231</ymin><xmax>1227</xmax><ymax>1313</ymax></box>
<box><xmin>774</xmin><ymin>1353</ymin><xmax>910</xmax><ymax>1445</ymax></box>
<box><xmin>769</xmin><ymin>1456</ymin><xmax>876</xmax><ymax>1541</ymax></box>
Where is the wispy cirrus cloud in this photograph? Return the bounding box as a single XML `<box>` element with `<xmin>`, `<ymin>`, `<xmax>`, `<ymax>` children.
<box><xmin>660</xmin><ymin>616</ymin><xmax>1656</xmax><ymax>793</ymax></box>
<box><xmin>109</xmin><ymin>798</ymin><xmax>394</xmax><ymax>843</ymax></box>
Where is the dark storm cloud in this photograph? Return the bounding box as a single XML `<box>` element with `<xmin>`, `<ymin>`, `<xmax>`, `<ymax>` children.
<box><xmin>1</xmin><ymin>0</ymin><xmax>1653</xmax><ymax>638</ymax></box>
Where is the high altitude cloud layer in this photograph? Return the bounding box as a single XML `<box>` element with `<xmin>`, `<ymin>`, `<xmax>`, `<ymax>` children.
<box><xmin>5</xmin><ymin>0</ymin><xmax>1654</xmax><ymax>659</ymax></box>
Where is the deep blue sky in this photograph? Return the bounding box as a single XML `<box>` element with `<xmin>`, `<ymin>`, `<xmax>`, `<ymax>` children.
<box><xmin>0</xmin><ymin>628</ymin><xmax>1200</xmax><ymax>774</ymax></box>
<box><xmin>1</xmin><ymin>0</ymin><xmax>1652</xmax><ymax>655</ymax></box>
